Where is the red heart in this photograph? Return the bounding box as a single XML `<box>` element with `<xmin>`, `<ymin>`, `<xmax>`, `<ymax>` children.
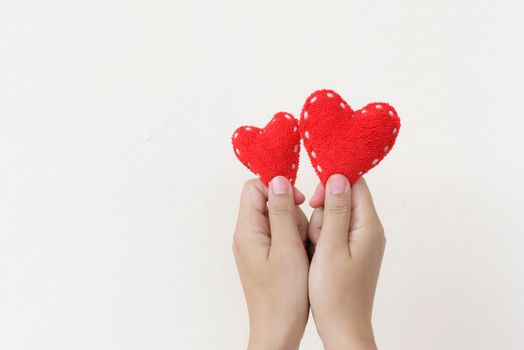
<box><xmin>232</xmin><ymin>112</ymin><xmax>301</xmax><ymax>185</ymax></box>
<box><xmin>300</xmin><ymin>89</ymin><xmax>400</xmax><ymax>185</ymax></box>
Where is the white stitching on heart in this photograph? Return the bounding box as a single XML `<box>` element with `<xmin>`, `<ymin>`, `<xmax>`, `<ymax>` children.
<box><xmin>311</xmin><ymin>151</ymin><xmax>317</xmax><ymax>159</ymax></box>
<box><xmin>392</xmin><ymin>128</ymin><xmax>397</xmax><ymax>134</ymax></box>
<box><xmin>304</xmin><ymin>111</ymin><xmax>308</xmax><ymax>120</ymax></box>
<box><xmin>310</xmin><ymin>96</ymin><xmax>317</xmax><ymax>103</ymax></box>
<box><xmin>317</xmin><ymin>165</ymin><xmax>323</xmax><ymax>173</ymax></box>
<box><xmin>388</xmin><ymin>110</ymin><xmax>394</xmax><ymax>117</ymax></box>
<box><xmin>371</xmin><ymin>158</ymin><xmax>379</xmax><ymax>166</ymax></box>
<box><xmin>304</xmin><ymin>131</ymin><xmax>310</xmax><ymax>139</ymax></box>
<box><xmin>326</xmin><ymin>93</ymin><xmax>333</xmax><ymax>98</ymax></box>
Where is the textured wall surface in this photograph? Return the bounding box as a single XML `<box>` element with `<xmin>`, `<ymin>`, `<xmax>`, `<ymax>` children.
<box><xmin>1</xmin><ymin>1</ymin><xmax>523</xmax><ymax>349</ymax></box>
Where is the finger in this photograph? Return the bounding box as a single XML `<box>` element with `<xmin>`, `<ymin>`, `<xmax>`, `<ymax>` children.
<box><xmin>241</xmin><ymin>180</ymin><xmax>305</xmax><ymax>205</ymax></box>
<box><xmin>308</xmin><ymin>183</ymin><xmax>325</xmax><ymax>208</ymax></box>
<box><xmin>307</xmin><ymin>207</ymin><xmax>323</xmax><ymax>247</ymax></box>
<box><xmin>318</xmin><ymin>174</ymin><xmax>352</xmax><ymax>249</ymax></box>
<box><xmin>234</xmin><ymin>179</ymin><xmax>271</xmax><ymax>260</ymax></box>
<box><xmin>267</xmin><ymin>176</ymin><xmax>302</xmax><ymax>247</ymax></box>
<box><xmin>350</xmin><ymin>178</ymin><xmax>380</xmax><ymax>227</ymax></box>
<box><xmin>236</xmin><ymin>179</ymin><xmax>303</xmax><ymax>226</ymax></box>
<box><xmin>348</xmin><ymin>178</ymin><xmax>386</xmax><ymax>259</ymax></box>
<box><xmin>296</xmin><ymin>206</ymin><xmax>309</xmax><ymax>244</ymax></box>
<box><xmin>293</xmin><ymin>186</ymin><xmax>306</xmax><ymax>205</ymax></box>
<box><xmin>235</xmin><ymin>179</ymin><xmax>269</xmax><ymax>236</ymax></box>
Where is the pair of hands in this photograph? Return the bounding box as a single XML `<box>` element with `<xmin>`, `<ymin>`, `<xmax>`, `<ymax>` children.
<box><xmin>233</xmin><ymin>174</ymin><xmax>385</xmax><ymax>350</ymax></box>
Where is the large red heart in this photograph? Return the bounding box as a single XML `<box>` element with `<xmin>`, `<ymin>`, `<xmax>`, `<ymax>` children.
<box><xmin>232</xmin><ymin>112</ymin><xmax>301</xmax><ymax>185</ymax></box>
<box><xmin>300</xmin><ymin>89</ymin><xmax>400</xmax><ymax>185</ymax></box>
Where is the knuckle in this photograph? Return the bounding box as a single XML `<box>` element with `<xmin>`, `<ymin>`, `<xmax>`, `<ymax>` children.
<box><xmin>271</xmin><ymin>241</ymin><xmax>306</xmax><ymax>260</ymax></box>
<box><xmin>232</xmin><ymin>234</ymin><xmax>245</xmax><ymax>254</ymax></box>
<box><xmin>308</xmin><ymin>227</ymin><xmax>320</xmax><ymax>243</ymax></box>
<box><xmin>377</xmin><ymin>219</ymin><xmax>385</xmax><ymax>234</ymax></box>
<box><xmin>231</xmin><ymin>238</ymin><xmax>240</xmax><ymax>254</ymax></box>
<box><xmin>367</xmin><ymin>218</ymin><xmax>384</xmax><ymax>237</ymax></box>
<box><xmin>379</xmin><ymin>228</ymin><xmax>386</xmax><ymax>246</ymax></box>
<box><xmin>241</xmin><ymin>179</ymin><xmax>258</xmax><ymax>193</ymax></box>
<box><xmin>275</xmin><ymin>241</ymin><xmax>301</xmax><ymax>254</ymax></box>
<box><xmin>268</xmin><ymin>203</ymin><xmax>293</xmax><ymax>216</ymax></box>
<box><xmin>325</xmin><ymin>197</ymin><xmax>350</xmax><ymax>217</ymax></box>
<box><xmin>319</xmin><ymin>242</ymin><xmax>346</xmax><ymax>254</ymax></box>
<box><xmin>372</xmin><ymin>225</ymin><xmax>385</xmax><ymax>238</ymax></box>
<box><xmin>376</xmin><ymin>226</ymin><xmax>385</xmax><ymax>238</ymax></box>
<box><xmin>373</xmin><ymin>226</ymin><xmax>386</xmax><ymax>249</ymax></box>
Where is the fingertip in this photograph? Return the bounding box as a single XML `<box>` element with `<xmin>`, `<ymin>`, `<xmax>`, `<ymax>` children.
<box><xmin>237</xmin><ymin>178</ymin><xmax>270</xmax><ymax>225</ymax></box>
<box><xmin>293</xmin><ymin>186</ymin><xmax>306</xmax><ymax>205</ymax></box>
<box><xmin>241</xmin><ymin>178</ymin><xmax>268</xmax><ymax>199</ymax></box>
<box><xmin>269</xmin><ymin>176</ymin><xmax>292</xmax><ymax>196</ymax></box>
<box><xmin>326</xmin><ymin>174</ymin><xmax>350</xmax><ymax>194</ymax></box>
<box><xmin>309</xmin><ymin>183</ymin><xmax>325</xmax><ymax>208</ymax></box>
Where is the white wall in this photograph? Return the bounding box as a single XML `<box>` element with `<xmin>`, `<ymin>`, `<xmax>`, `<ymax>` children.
<box><xmin>1</xmin><ymin>1</ymin><xmax>523</xmax><ymax>349</ymax></box>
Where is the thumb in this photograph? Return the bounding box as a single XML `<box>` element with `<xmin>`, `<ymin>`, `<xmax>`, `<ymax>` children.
<box><xmin>267</xmin><ymin>176</ymin><xmax>302</xmax><ymax>247</ymax></box>
<box><xmin>318</xmin><ymin>174</ymin><xmax>351</xmax><ymax>249</ymax></box>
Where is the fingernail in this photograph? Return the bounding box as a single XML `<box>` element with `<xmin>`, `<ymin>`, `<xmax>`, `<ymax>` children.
<box><xmin>270</xmin><ymin>176</ymin><xmax>290</xmax><ymax>195</ymax></box>
<box><xmin>327</xmin><ymin>174</ymin><xmax>348</xmax><ymax>194</ymax></box>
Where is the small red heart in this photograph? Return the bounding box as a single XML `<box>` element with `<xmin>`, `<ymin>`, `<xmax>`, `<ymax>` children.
<box><xmin>300</xmin><ymin>89</ymin><xmax>400</xmax><ymax>185</ymax></box>
<box><xmin>232</xmin><ymin>112</ymin><xmax>301</xmax><ymax>185</ymax></box>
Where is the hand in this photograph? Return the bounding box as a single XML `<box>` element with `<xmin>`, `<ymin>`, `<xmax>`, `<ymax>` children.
<box><xmin>308</xmin><ymin>174</ymin><xmax>386</xmax><ymax>350</ymax></box>
<box><xmin>233</xmin><ymin>176</ymin><xmax>310</xmax><ymax>350</ymax></box>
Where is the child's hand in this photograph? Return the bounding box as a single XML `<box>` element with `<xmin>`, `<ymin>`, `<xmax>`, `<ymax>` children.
<box><xmin>233</xmin><ymin>177</ymin><xmax>309</xmax><ymax>350</ymax></box>
<box><xmin>308</xmin><ymin>174</ymin><xmax>385</xmax><ymax>350</ymax></box>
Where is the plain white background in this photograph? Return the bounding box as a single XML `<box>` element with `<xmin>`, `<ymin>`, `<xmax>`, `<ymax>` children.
<box><xmin>1</xmin><ymin>1</ymin><xmax>523</xmax><ymax>349</ymax></box>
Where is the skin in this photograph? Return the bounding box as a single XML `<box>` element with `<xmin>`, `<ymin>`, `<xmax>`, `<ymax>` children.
<box><xmin>233</xmin><ymin>174</ymin><xmax>385</xmax><ymax>350</ymax></box>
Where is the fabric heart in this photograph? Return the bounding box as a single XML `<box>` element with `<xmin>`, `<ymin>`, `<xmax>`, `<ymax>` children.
<box><xmin>300</xmin><ymin>89</ymin><xmax>400</xmax><ymax>185</ymax></box>
<box><xmin>232</xmin><ymin>112</ymin><xmax>301</xmax><ymax>185</ymax></box>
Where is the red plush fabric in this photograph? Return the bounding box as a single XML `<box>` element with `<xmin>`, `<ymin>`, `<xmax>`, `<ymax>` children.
<box><xmin>232</xmin><ymin>112</ymin><xmax>301</xmax><ymax>185</ymax></box>
<box><xmin>300</xmin><ymin>89</ymin><xmax>400</xmax><ymax>185</ymax></box>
